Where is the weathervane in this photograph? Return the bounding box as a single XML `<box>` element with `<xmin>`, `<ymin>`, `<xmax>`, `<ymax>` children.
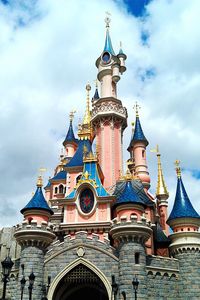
<box><xmin>133</xmin><ymin>101</ymin><xmax>141</xmax><ymax>117</ymax></box>
<box><xmin>174</xmin><ymin>160</ymin><xmax>181</xmax><ymax>178</ymax></box>
<box><xmin>105</xmin><ymin>11</ymin><xmax>111</xmax><ymax>28</ymax></box>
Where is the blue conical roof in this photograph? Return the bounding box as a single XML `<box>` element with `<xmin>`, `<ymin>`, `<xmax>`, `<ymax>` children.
<box><xmin>21</xmin><ymin>186</ymin><xmax>53</xmax><ymax>215</ymax></box>
<box><xmin>103</xmin><ymin>29</ymin><xmax>115</xmax><ymax>55</ymax></box>
<box><xmin>92</xmin><ymin>88</ymin><xmax>100</xmax><ymax>101</ymax></box>
<box><xmin>167</xmin><ymin>176</ymin><xmax>200</xmax><ymax>222</ymax></box>
<box><xmin>129</xmin><ymin>116</ymin><xmax>148</xmax><ymax>149</ymax></box>
<box><xmin>115</xmin><ymin>180</ymin><xmax>153</xmax><ymax>207</ymax></box>
<box><xmin>63</xmin><ymin>120</ymin><xmax>78</xmax><ymax>145</ymax></box>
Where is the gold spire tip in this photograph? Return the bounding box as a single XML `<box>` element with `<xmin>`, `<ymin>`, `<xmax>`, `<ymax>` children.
<box><xmin>37</xmin><ymin>175</ymin><xmax>43</xmax><ymax>187</ymax></box>
<box><xmin>174</xmin><ymin>160</ymin><xmax>181</xmax><ymax>178</ymax></box>
<box><xmin>120</xmin><ymin>41</ymin><xmax>122</xmax><ymax>48</ymax></box>
<box><xmin>133</xmin><ymin>101</ymin><xmax>141</xmax><ymax>117</ymax></box>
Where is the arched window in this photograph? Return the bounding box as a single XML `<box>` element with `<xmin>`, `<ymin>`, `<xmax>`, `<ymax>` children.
<box><xmin>59</xmin><ymin>184</ymin><xmax>64</xmax><ymax>194</ymax></box>
<box><xmin>135</xmin><ymin>252</ymin><xmax>140</xmax><ymax>264</ymax></box>
<box><xmin>55</xmin><ymin>187</ymin><xmax>58</xmax><ymax>194</ymax></box>
<box><xmin>28</xmin><ymin>217</ymin><xmax>33</xmax><ymax>225</ymax></box>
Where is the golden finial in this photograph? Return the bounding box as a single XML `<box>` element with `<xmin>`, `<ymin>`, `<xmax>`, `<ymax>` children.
<box><xmin>175</xmin><ymin>160</ymin><xmax>181</xmax><ymax>178</ymax></box>
<box><xmin>151</xmin><ymin>145</ymin><xmax>169</xmax><ymax>199</ymax></box>
<box><xmin>133</xmin><ymin>101</ymin><xmax>141</xmax><ymax>117</ymax></box>
<box><xmin>37</xmin><ymin>168</ymin><xmax>46</xmax><ymax>187</ymax></box>
<box><xmin>131</xmin><ymin>121</ymin><xmax>135</xmax><ymax>134</ymax></box>
<box><xmin>124</xmin><ymin>161</ymin><xmax>133</xmax><ymax>180</ymax></box>
<box><xmin>69</xmin><ymin>110</ymin><xmax>76</xmax><ymax>122</ymax></box>
<box><xmin>120</xmin><ymin>41</ymin><xmax>122</xmax><ymax>49</ymax></box>
<box><xmin>105</xmin><ymin>11</ymin><xmax>111</xmax><ymax>28</ymax></box>
<box><xmin>37</xmin><ymin>175</ymin><xmax>43</xmax><ymax>187</ymax></box>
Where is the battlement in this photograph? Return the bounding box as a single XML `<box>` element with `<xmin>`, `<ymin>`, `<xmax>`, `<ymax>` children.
<box><xmin>14</xmin><ymin>219</ymin><xmax>55</xmax><ymax>248</ymax></box>
<box><xmin>110</xmin><ymin>215</ymin><xmax>152</xmax><ymax>243</ymax></box>
<box><xmin>46</xmin><ymin>231</ymin><xmax>117</xmax><ymax>261</ymax></box>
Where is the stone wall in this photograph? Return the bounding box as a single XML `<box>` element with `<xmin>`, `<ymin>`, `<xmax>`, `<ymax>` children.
<box><xmin>44</xmin><ymin>231</ymin><xmax>118</xmax><ymax>299</ymax></box>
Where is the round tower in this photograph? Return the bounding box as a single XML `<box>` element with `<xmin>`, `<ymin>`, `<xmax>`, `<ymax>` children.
<box><xmin>92</xmin><ymin>17</ymin><xmax>127</xmax><ymax>189</ymax></box>
<box><xmin>14</xmin><ymin>176</ymin><xmax>55</xmax><ymax>300</ymax></box>
<box><xmin>110</xmin><ymin>174</ymin><xmax>153</xmax><ymax>299</ymax></box>
<box><xmin>167</xmin><ymin>161</ymin><xmax>200</xmax><ymax>299</ymax></box>
<box><xmin>128</xmin><ymin>104</ymin><xmax>150</xmax><ymax>190</ymax></box>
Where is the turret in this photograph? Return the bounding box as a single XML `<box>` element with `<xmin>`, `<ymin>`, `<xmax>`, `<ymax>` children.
<box><xmin>110</xmin><ymin>171</ymin><xmax>153</xmax><ymax>298</ymax></box>
<box><xmin>63</xmin><ymin>110</ymin><xmax>78</xmax><ymax>158</ymax></box>
<box><xmin>92</xmin><ymin>17</ymin><xmax>127</xmax><ymax>189</ymax></box>
<box><xmin>128</xmin><ymin>103</ymin><xmax>150</xmax><ymax>189</ymax></box>
<box><xmin>166</xmin><ymin>161</ymin><xmax>200</xmax><ymax>299</ymax></box>
<box><xmin>154</xmin><ymin>145</ymin><xmax>169</xmax><ymax>235</ymax></box>
<box><xmin>14</xmin><ymin>176</ymin><xmax>55</xmax><ymax>300</ymax></box>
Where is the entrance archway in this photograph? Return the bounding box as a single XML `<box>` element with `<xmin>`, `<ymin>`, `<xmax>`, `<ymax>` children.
<box><xmin>52</xmin><ymin>264</ymin><xmax>109</xmax><ymax>300</ymax></box>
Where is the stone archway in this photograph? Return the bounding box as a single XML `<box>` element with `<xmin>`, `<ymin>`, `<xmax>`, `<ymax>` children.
<box><xmin>52</xmin><ymin>263</ymin><xmax>109</xmax><ymax>300</ymax></box>
<box><xmin>48</xmin><ymin>258</ymin><xmax>111</xmax><ymax>300</ymax></box>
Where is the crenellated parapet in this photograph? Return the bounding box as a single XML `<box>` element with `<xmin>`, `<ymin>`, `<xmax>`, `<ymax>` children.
<box><xmin>14</xmin><ymin>220</ymin><xmax>55</xmax><ymax>249</ymax></box>
<box><xmin>110</xmin><ymin>215</ymin><xmax>152</xmax><ymax>244</ymax></box>
<box><xmin>169</xmin><ymin>231</ymin><xmax>200</xmax><ymax>256</ymax></box>
<box><xmin>46</xmin><ymin>230</ymin><xmax>115</xmax><ymax>258</ymax></box>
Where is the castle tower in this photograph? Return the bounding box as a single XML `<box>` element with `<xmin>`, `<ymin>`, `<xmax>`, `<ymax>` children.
<box><xmin>14</xmin><ymin>176</ymin><xmax>55</xmax><ymax>299</ymax></box>
<box><xmin>167</xmin><ymin>161</ymin><xmax>200</xmax><ymax>299</ymax></box>
<box><xmin>110</xmin><ymin>173</ymin><xmax>153</xmax><ymax>299</ymax></box>
<box><xmin>155</xmin><ymin>145</ymin><xmax>169</xmax><ymax>235</ymax></box>
<box><xmin>128</xmin><ymin>104</ymin><xmax>150</xmax><ymax>190</ymax></box>
<box><xmin>92</xmin><ymin>17</ymin><xmax>127</xmax><ymax>189</ymax></box>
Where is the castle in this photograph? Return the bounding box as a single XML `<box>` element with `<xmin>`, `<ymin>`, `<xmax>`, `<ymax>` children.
<box><xmin>1</xmin><ymin>17</ymin><xmax>200</xmax><ymax>300</ymax></box>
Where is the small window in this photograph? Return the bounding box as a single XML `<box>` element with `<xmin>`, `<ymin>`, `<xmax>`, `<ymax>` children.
<box><xmin>188</xmin><ymin>228</ymin><xmax>190</xmax><ymax>231</ymax></box>
<box><xmin>142</xmin><ymin>150</ymin><xmax>145</xmax><ymax>158</ymax></box>
<box><xmin>59</xmin><ymin>185</ymin><xmax>64</xmax><ymax>194</ymax></box>
<box><xmin>55</xmin><ymin>187</ymin><xmax>58</xmax><ymax>194</ymax></box>
<box><xmin>135</xmin><ymin>252</ymin><xmax>140</xmax><ymax>264</ymax></box>
<box><xmin>28</xmin><ymin>217</ymin><xmax>33</xmax><ymax>225</ymax></box>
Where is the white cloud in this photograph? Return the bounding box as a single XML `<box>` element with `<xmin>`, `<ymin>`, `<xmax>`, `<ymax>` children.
<box><xmin>0</xmin><ymin>0</ymin><xmax>200</xmax><ymax>226</ymax></box>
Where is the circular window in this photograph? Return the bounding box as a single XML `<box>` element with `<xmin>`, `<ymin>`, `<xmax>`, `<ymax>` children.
<box><xmin>79</xmin><ymin>188</ymin><xmax>94</xmax><ymax>214</ymax></box>
<box><xmin>102</xmin><ymin>51</ymin><xmax>111</xmax><ymax>64</ymax></box>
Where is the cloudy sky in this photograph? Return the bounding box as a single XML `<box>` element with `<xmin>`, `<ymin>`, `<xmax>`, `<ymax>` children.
<box><xmin>0</xmin><ymin>0</ymin><xmax>200</xmax><ymax>227</ymax></box>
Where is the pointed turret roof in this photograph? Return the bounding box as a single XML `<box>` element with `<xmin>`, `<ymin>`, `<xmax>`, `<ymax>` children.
<box><xmin>128</xmin><ymin>104</ymin><xmax>148</xmax><ymax>150</ymax></box>
<box><xmin>92</xmin><ymin>87</ymin><xmax>100</xmax><ymax>101</ymax></box>
<box><xmin>132</xmin><ymin>115</ymin><xmax>148</xmax><ymax>145</ymax></box>
<box><xmin>114</xmin><ymin>180</ymin><xmax>153</xmax><ymax>207</ymax></box>
<box><xmin>63</xmin><ymin>114</ymin><xmax>78</xmax><ymax>146</ymax></box>
<box><xmin>103</xmin><ymin>28</ymin><xmax>115</xmax><ymax>55</ymax></box>
<box><xmin>21</xmin><ymin>176</ymin><xmax>53</xmax><ymax>215</ymax></box>
<box><xmin>167</xmin><ymin>164</ymin><xmax>200</xmax><ymax>223</ymax></box>
<box><xmin>118</xmin><ymin>41</ymin><xmax>127</xmax><ymax>59</ymax></box>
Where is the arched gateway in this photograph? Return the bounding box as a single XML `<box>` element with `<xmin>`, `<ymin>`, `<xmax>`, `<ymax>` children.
<box><xmin>52</xmin><ymin>264</ymin><xmax>109</xmax><ymax>300</ymax></box>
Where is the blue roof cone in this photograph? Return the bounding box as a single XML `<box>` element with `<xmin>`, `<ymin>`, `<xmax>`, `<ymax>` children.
<box><xmin>63</xmin><ymin>119</ymin><xmax>78</xmax><ymax>146</ymax></box>
<box><xmin>21</xmin><ymin>177</ymin><xmax>53</xmax><ymax>215</ymax></box>
<box><xmin>167</xmin><ymin>176</ymin><xmax>200</xmax><ymax>223</ymax></box>
<box><xmin>128</xmin><ymin>115</ymin><xmax>148</xmax><ymax>150</ymax></box>
<box><xmin>103</xmin><ymin>28</ymin><xmax>115</xmax><ymax>55</ymax></box>
<box><xmin>115</xmin><ymin>180</ymin><xmax>153</xmax><ymax>207</ymax></box>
